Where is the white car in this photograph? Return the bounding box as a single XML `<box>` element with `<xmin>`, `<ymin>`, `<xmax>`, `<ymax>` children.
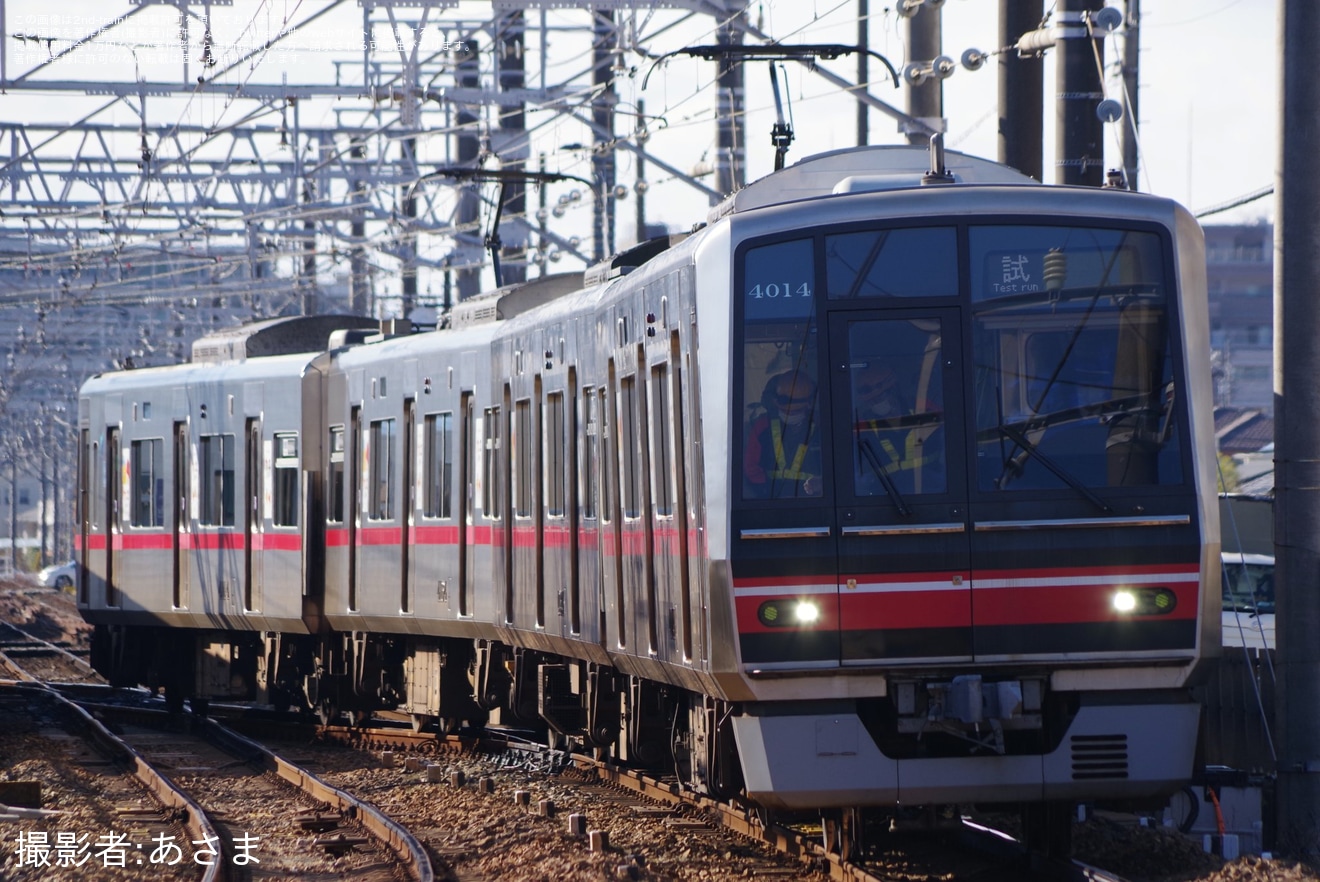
<box><xmin>37</xmin><ymin>560</ymin><xmax>78</xmax><ymax>590</ymax></box>
<box><xmin>1221</xmin><ymin>551</ymin><xmax>1274</xmax><ymax>614</ymax></box>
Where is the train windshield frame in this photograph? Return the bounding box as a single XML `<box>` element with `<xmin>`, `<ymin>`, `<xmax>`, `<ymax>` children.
<box><xmin>735</xmin><ymin>217</ymin><xmax>1188</xmax><ymax>506</ymax></box>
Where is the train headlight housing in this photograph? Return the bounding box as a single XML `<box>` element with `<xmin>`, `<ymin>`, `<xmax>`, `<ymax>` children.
<box><xmin>1111</xmin><ymin>587</ymin><xmax>1178</xmax><ymax>616</ymax></box>
<box><xmin>757</xmin><ymin>599</ymin><xmax>822</xmax><ymax>628</ymax></box>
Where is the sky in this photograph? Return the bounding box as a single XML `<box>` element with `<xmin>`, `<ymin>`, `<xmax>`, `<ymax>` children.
<box><xmin>0</xmin><ymin>0</ymin><xmax>1281</xmax><ymax>293</ymax></box>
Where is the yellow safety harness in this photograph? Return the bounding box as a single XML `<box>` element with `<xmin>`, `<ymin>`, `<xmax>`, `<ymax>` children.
<box><xmin>873</xmin><ymin>431</ymin><xmax>927</xmax><ymax>473</ymax></box>
<box><xmin>768</xmin><ymin>419</ymin><xmax>815</xmax><ymax>481</ymax></box>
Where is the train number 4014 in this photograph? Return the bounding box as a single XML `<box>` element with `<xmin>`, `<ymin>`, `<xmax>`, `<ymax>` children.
<box><xmin>746</xmin><ymin>282</ymin><xmax>811</xmax><ymax>299</ymax></box>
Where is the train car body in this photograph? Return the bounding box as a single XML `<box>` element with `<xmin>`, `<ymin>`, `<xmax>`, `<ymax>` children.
<box><xmin>77</xmin><ymin>145</ymin><xmax>1218</xmax><ymax>831</ymax></box>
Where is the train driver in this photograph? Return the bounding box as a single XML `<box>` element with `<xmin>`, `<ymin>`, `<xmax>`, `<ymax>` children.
<box><xmin>744</xmin><ymin>370</ymin><xmax>823</xmax><ymax>499</ymax></box>
<box><xmin>852</xmin><ymin>361</ymin><xmax>946</xmax><ymax>496</ymax></box>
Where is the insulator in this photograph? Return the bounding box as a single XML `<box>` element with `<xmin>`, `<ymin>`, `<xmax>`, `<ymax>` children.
<box><xmin>1043</xmin><ymin>249</ymin><xmax>1068</xmax><ymax>291</ymax></box>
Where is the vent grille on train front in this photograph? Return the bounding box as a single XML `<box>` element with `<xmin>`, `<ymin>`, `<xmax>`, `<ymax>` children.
<box><xmin>1069</xmin><ymin>734</ymin><xmax>1129</xmax><ymax>780</ymax></box>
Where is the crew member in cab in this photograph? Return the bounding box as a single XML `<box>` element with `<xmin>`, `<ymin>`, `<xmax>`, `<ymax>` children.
<box><xmin>744</xmin><ymin>370</ymin><xmax>823</xmax><ymax>498</ymax></box>
<box><xmin>851</xmin><ymin>360</ymin><xmax>946</xmax><ymax>496</ymax></box>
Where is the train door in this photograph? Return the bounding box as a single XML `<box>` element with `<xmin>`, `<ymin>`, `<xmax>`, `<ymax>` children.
<box><xmin>348</xmin><ymin>407</ymin><xmax>361</xmax><ymax>611</ymax></box>
<box><xmin>105</xmin><ymin>426</ymin><xmax>120</xmax><ymax>607</ymax></box>
<box><xmin>401</xmin><ymin>397</ymin><xmax>415</xmax><ymax>614</ymax></box>
<box><xmin>173</xmin><ymin>421</ymin><xmax>189</xmax><ymax>608</ymax></box>
<box><xmin>824</xmin><ymin>310</ymin><xmax>972</xmax><ymax>665</ymax></box>
<box><xmin>78</xmin><ymin>428</ymin><xmax>90</xmax><ymax>605</ymax></box>
<box><xmin>459</xmin><ymin>392</ymin><xmax>474</xmax><ymax>617</ymax></box>
<box><xmin>244</xmin><ymin>418</ymin><xmax>260</xmax><ymax>612</ymax></box>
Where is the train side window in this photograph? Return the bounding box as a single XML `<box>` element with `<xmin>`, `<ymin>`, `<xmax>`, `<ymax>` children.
<box><xmin>650</xmin><ymin>364</ymin><xmax>673</xmax><ymax>517</ymax></box>
<box><xmin>619</xmin><ymin>375</ymin><xmax>641</xmax><ymax>520</ymax></box>
<box><xmin>272</xmin><ymin>433</ymin><xmax>299</xmax><ymax>527</ymax></box>
<box><xmin>599</xmin><ymin>387</ymin><xmax>614</xmax><ymax>525</ymax></box>
<box><xmin>368</xmin><ymin>418</ymin><xmax>396</xmax><ymax>521</ymax></box>
<box><xmin>482</xmin><ymin>406</ymin><xmax>503</xmax><ymax>519</ymax></box>
<box><xmin>545</xmin><ymin>392</ymin><xmax>566</xmax><ymax>518</ymax></box>
<box><xmin>514</xmin><ymin>399</ymin><xmax>533</xmax><ymax>519</ymax></box>
<box><xmin>581</xmin><ymin>387</ymin><xmax>597</xmax><ymax>520</ymax></box>
<box><xmin>129</xmin><ymin>438</ymin><xmax>165</xmax><ymax>528</ymax></box>
<box><xmin>825</xmin><ymin>227</ymin><xmax>958</xmax><ymax>299</ymax></box>
<box><xmin>423</xmin><ymin>413</ymin><xmax>454</xmax><ymax>519</ymax></box>
<box><xmin>199</xmin><ymin>433</ymin><xmax>235</xmax><ymax>526</ymax></box>
<box><xmin>327</xmin><ymin>426</ymin><xmax>345</xmax><ymax>524</ymax></box>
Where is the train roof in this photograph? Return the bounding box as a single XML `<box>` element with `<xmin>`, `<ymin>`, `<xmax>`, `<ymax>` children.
<box><xmin>448</xmin><ymin>272</ymin><xmax>590</xmax><ymax>329</ymax></box>
<box><xmin>190</xmin><ymin>314</ymin><xmax>380</xmax><ymax>364</ymax></box>
<box><xmin>709</xmin><ymin>144</ymin><xmax>1038</xmax><ymax>222</ymax></box>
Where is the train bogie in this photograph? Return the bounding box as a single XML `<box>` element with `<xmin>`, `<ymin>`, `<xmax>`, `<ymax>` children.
<box><xmin>77</xmin><ymin>144</ymin><xmax>1218</xmax><ymax>822</ymax></box>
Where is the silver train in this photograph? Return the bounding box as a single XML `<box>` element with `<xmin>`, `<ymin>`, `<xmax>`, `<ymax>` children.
<box><xmin>76</xmin><ymin>144</ymin><xmax>1220</xmax><ymax>843</ymax></box>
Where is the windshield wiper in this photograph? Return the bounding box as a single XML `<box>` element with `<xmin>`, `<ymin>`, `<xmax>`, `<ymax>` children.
<box><xmin>857</xmin><ymin>436</ymin><xmax>912</xmax><ymax>517</ymax></box>
<box><xmin>995</xmin><ymin>423</ymin><xmax>1112</xmax><ymax>514</ymax></box>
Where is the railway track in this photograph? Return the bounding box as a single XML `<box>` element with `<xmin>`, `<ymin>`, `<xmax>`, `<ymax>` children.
<box><xmin>80</xmin><ymin>703</ymin><xmax>434</xmax><ymax>882</ymax></box>
<box><xmin>232</xmin><ymin>714</ymin><xmax>1129</xmax><ymax>882</ymax></box>
<box><xmin>0</xmin><ymin>683</ymin><xmax>219</xmax><ymax>882</ymax></box>
<box><xmin>0</xmin><ymin>619</ymin><xmax>102</xmax><ymax>685</ymax></box>
<box><xmin>0</xmin><ymin>655</ymin><xmax>1143</xmax><ymax>882</ymax></box>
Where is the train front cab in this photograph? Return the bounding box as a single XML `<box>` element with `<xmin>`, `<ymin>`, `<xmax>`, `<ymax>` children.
<box><xmin>724</xmin><ymin>192</ymin><xmax>1218</xmax><ymax>814</ymax></box>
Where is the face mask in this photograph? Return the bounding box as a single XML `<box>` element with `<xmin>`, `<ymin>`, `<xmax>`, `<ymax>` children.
<box><xmin>781</xmin><ymin>406</ymin><xmax>810</xmax><ymax>428</ymax></box>
<box><xmin>867</xmin><ymin>396</ymin><xmax>896</xmax><ymax>417</ymax></box>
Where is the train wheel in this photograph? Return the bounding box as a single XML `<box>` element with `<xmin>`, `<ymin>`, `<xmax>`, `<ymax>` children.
<box><xmin>347</xmin><ymin>709</ymin><xmax>371</xmax><ymax>728</ymax></box>
<box><xmin>165</xmin><ymin>688</ymin><xmax>184</xmax><ymax>715</ymax></box>
<box><xmin>1021</xmin><ymin>801</ymin><xmax>1073</xmax><ymax>859</ymax></box>
<box><xmin>410</xmin><ymin>714</ymin><xmax>431</xmax><ymax>734</ymax></box>
<box><xmin>315</xmin><ymin>698</ymin><xmax>339</xmax><ymax>726</ymax></box>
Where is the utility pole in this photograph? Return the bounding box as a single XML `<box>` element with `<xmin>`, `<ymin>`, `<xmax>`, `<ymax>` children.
<box><xmin>593</xmin><ymin>7</ymin><xmax>617</xmax><ymax>261</ymax></box>
<box><xmin>998</xmin><ymin>0</ymin><xmax>1044</xmax><ymax>180</ymax></box>
<box><xmin>497</xmin><ymin>10</ymin><xmax>528</xmax><ymax>285</ymax></box>
<box><xmin>904</xmin><ymin>2</ymin><xmax>944</xmax><ymax>146</ymax></box>
<box><xmin>349</xmin><ymin>140</ymin><xmax>369</xmax><ymax>315</ymax></box>
<box><xmin>1274</xmin><ymin>0</ymin><xmax>1320</xmax><ymax>855</ymax></box>
<box><xmin>715</xmin><ymin>3</ymin><xmax>747</xmax><ymax>197</ymax></box>
<box><xmin>455</xmin><ymin>43</ymin><xmax>483</xmax><ymax>301</ymax></box>
<box><xmin>858</xmin><ymin>0</ymin><xmax>869</xmax><ymax>146</ymax></box>
<box><xmin>1055</xmin><ymin>0</ymin><xmax>1105</xmax><ymax>185</ymax></box>
<box><xmin>1121</xmin><ymin>0</ymin><xmax>1140</xmax><ymax>189</ymax></box>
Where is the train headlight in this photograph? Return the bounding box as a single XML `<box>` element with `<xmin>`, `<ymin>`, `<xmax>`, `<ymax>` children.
<box><xmin>757</xmin><ymin>599</ymin><xmax>822</xmax><ymax>628</ymax></box>
<box><xmin>1111</xmin><ymin>587</ymin><xmax>1178</xmax><ymax>616</ymax></box>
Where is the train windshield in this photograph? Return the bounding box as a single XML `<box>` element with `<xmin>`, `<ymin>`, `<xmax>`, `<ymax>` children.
<box><xmin>737</xmin><ymin>222</ymin><xmax>1185</xmax><ymax>504</ymax></box>
<box><xmin>970</xmin><ymin>225</ymin><xmax>1183</xmax><ymax>492</ymax></box>
<box><xmin>740</xmin><ymin>238</ymin><xmax>823</xmax><ymax>500</ymax></box>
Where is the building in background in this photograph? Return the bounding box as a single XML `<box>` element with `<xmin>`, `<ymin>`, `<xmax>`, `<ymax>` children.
<box><xmin>1206</xmin><ymin>223</ymin><xmax>1274</xmax><ymax>415</ymax></box>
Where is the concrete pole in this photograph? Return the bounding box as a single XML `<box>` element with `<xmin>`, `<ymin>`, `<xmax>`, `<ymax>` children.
<box><xmin>1055</xmin><ymin>0</ymin><xmax>1105</xmax><ymax>186</ymax></box>
<box><xmin>349</xmin><ymin>140</ymin><xmax>368</xmax><ymax>315</ymax></box>
<box><xmin>998</xmin><ymin>0</ymin><xmax>1044</xmax><ymax>180</ymax></box>
<box><xmin>858</xmin><ymin>0</ymin><xmax>869</xmax><ymax>146</ymax></box>
<box><xmin>1274</xmin><ymin>0</ymin><xmax>1320</xmax><ymax>855</ymax></box>
<box><xmin>592</xmin><ymin>8</ymin><xmax>616</xmax><ymax>261</ymax></box>
<box><xmin>715</xmin><ymin>3</ymin><xmax>747</xmax><ymax>198</ymax></box>
<box><xmin>636</xmin><ymin>100</ymin><xmax>648</xmax><ymax>243</ymax></box>
<box><xmin>904</xmin><ymin>3</ymin><xmax>943</xmax><ymax>146</ymax></box>
<box><xmin>497</xmin><ymin>10</ymin><xmax>527</xmax><ymax>285</ymax></box>
<box><xmin>1121</xmin><ymin>0</ymin><xmax>1140</xmax><ymax>189</ymax></box>
<box><xmin>455</xmin><ymin>44</ymin><xmax>482</xmax><ymax>301</ymax></box>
